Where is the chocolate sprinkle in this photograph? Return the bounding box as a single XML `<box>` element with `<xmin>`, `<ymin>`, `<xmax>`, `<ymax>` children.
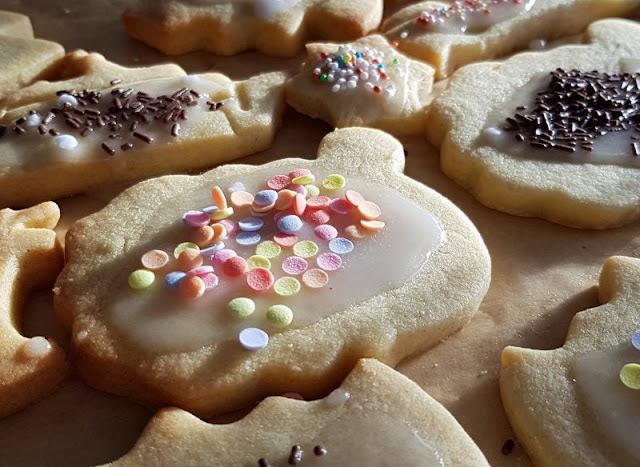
<box><xmin>288</xmin><ymin>445</ymin><xmax>304</xmax><ymax>465</ymax></box>
<box><xmin>501</xmin><ymin>439</ymin><xmax>515</xmax><ymax>455</ymax></box>
<box><xmin>258</xmin><ymin>459</ymin><xmax>271</xmax><ymax>467</ymax></box>
<box><xmin>313</xmin><ymin>445</ymin><xmax>327</xmax><ymax>456</ymax></box>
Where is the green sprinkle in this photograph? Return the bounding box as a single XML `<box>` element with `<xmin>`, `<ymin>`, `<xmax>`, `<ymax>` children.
<box><xmin>320</xmin><ymin>73</ymin><xmax>328</xmax><ymax>82</ymax></box>
<box><xmin>305</xmin><ymin>184</ymin><xmax>320</xmax><ymax>198</ymax></box>
<box><xmin>247</xmin><ymin>255</ymin><xmax>271</xmax><ymax>270</ymax></box>
<box><xmin>256</xmin><ymin>241</ymin><xmax>281</xmax><ymax>259</ymax></box>
<box><xmin>393</xmin><ymin>58</ymin><xmax>399</xmax><ymax>65</ymax></box>
<box><xmin>229</xmin><ymin>297</ymin><xmax>256</xmax><ymax>319</ymax></box>
<box><xmin>273</xmin><ymin>277</ymin><xmax>301</xmax><ymax>297</ymax></box>
<box><xmin>620</xmin><ymin>363</ymin><xmax>640</xmax><ymax>390</ymax></box>
<box><xmin>322</xmin><ymin>174</ymin><xmax>346</xmax><ymax>190</ymax></box>
<box><xmin>293</xmin><ymin>240</ymin><xmax>319</xmax><ymax>258</ymax></box>
<box><xmin>128</xmin><ymin>269</ymin><xmax>155</xmax><ymax>289</ymax></box>
<box><xmin>174</xmin><ymin>242</ymin><xmax>199</xmax><ymax>259</ymax></box>
<box><xmin>291</xmin><ymin>174</ymin><xmax>315</xmax><ymax>185</ymax></box>
<box><xmin>266</xmin><ymin>304</ymin><xmax>293</xmax><ymax>327</ymax></box>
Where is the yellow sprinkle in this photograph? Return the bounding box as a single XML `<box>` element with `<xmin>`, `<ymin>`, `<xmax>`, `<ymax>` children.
<box><xmin>247</xmin><ymin>255</ymin><xmax>271</xmax><ymax>270</ymax></box>
<box><xmin>620</xmin><ymin>363</ymin><xmax>640</xmax><ymax>389</ymax></box>
<box><xmin>293</xmin><ymin>240</ymin><xmax>319</xmax><ymax>258</ymax></box>
<box><xmin>291</xmin><ymin>174</ymin><xmax>315</xmax><ymax>185</ymax></box>
<box><xmin>344</xmin><ymin>53</ymin><xmax>352</xmax><ymax>62</ymax></box>
<box><xmin>256</xmin><ymin>240</ymin><xmax>282</xmax><ymax>259</ymax></box>
<box><xmin>128</xmin><ymin>269</ymin><xmax>155</xmax><ymax>289</ymax></box>
<box><xmin>305</xmin><ymin>184</ymin><xmax>320</xmax><ymax>198</ymax></box>
<box><xmin>228</xmin><ymin>297</ymin><xmax>256</xmax><ymax>319</ymax></box>
<box><xmin>210</xmin><ymin>207</ymin><xmax>234</xmax><ymax>220</ymax></box>
<box><xmin>273</xmin><ymin>277</ymin><xmax>301</xmax><ymax>297</ymax></box>
<box><xmin>266</xmin><ymin>304</ymin><xmax>293</xmax><ymax>327</ymax></box>
<box><xmin>322</xmin><ymin>174</ymin><xmax>346</xmax><ymax>190</ymax></box>
<box><xmin>173</xmin><ymin>242</ymin><xmax>200</xmax><ymax>259</ymax></box>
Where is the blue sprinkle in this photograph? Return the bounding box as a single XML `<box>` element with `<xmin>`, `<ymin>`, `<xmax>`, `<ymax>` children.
<box><xmin>329</xmin><ymin>237</ymin><xmax>354</xmax><ymax>255</ymax></box>
<box><xmin>338</xmin><ymin>55</ymin><xmax>344</xmax><ymax>62</ymax></box>
<box><xmin>200</xmin><ymin>242</ymin><xmax>225</xmax><ymax>258</ymax></box>
<box><xmin>238</xmin><ymin>217</ymin><xmax>264</xmax><ymax>232</ymax></box>
<box><xmin>165</xmin><ymin>271</ymin><xmax>186</xmax><ymax>290</ymax></box>
<box><xmin>355</xmin><ymin>52</ymin><xmax>361</xmax><ymax>58</ymax></box>
<box><xmin>202</xmin><ymin>205</ymin><xmax>218</xmax><ymax>215</ymax></box>
<box><xmin>236</xmin><ymin>231</ymin><xmax>261</xmax><ymax>246</ymax></box>
<box><xmin>632</xmin><ymin>330</ymin><xmax>640</xmax><ymax>351</ymax></box>
<box><xmin>277</xmin><ymin>214</ymin><xmax>303</xmax><ymax>234</ymax></box>
<box><xmin>253</xmin><ymin>190</ymin><xmax>278</xmax><ymax>206</ymax></box>
<box><xmin>377</xmin><ymin>64</ymin><xmax>384</xmax><ymax>69</ymax></box>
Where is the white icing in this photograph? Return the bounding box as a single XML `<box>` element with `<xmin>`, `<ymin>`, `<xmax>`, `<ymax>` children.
<box><xmin>254</xmin><ymin>0</ymin><xmax>299</xmax><ymax>19</ymax></box>
<box><xmin>572</xmin><ymin>343</ymin><xmax>640</xmax><ymax>463</ymax></box>
<box><xmin>621</xmin><ymin>58</ymin><xmax>640</xmax><ymax>75</ymax></box>
<box><xmin>108</xmin><ymin>168</ymin><xmax>445</xmax><ymax>352</ymax></box>
<box><xmin>22</xmin><ymin>336</ymin><xmax>52</xmax><ymax>358</ymax></box>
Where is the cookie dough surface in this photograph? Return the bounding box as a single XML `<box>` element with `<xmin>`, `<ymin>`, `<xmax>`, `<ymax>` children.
<box><xmin>0</xmin><ymin>70</ymin><xmax>286</xmax><ymax>208</ymax></box>
<box><xmin>122</xmin><ymin>0</ymin><xmax>383</xmax><ymax>57</ymax></box>
<box><xmin>109</xmin><ymin>359</ymin><xmax>489</xmax><ymax>466</ymax></box>
<box><xmin>383</xmin><ymin>0</ymin><xmax>640</xmax><ymax>79</ymax></box>
<box><xmin>0</xmin><ymin>202</ymin><xmax>68</xmax><ymax>418</ymax></box>
<box><xmin>426</xmin><ymin>19</ymin><xmax>640</xmax><ymax>229</ymax></box>
<box><xmin>285</xmin><ymin>34</ymin><xmax>434</xmax><ymax>135</ymax></box>
<box><xmin>501</xmin><ymin>256</ymin><xmax>640</xmax><ymax>467</ymax></box>
<box><xmin>54</xmin><ymin>127</ymin><xmax>490</xmax><ymax>417</ymax></box>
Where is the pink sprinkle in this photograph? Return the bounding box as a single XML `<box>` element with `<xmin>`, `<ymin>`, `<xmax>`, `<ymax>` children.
<box><xmin>267</xmin><ymin>174</ymin><xmax>291</xmax><ymax>191</ymax></box>
<box><xmin>314</xmin><ymin>224</ymin><xmax>338</xmax><ymax>241</ymax></box>
<box><xmin>183</xmin><ymin>210</ymin><xmax>211</xmax><ymax>228</ymax></box>
<box><xmin>329</xmin><ymin>198</ymin><xmax>353</xmax><ymax>215</ymax></box>
<box><xmin>212</xmin><ymin>249</ymin><xmax>237</xmax><ymax>268</ymax></box>
<box><xmin>306</xmin><ymin>196</ymin><xmax>331</xmax><ymax>209</ymax></box>
<box><xmin>200</xmin><ymin>272</ymin><xmax>219</xmax><ymax>289</ymax></box>
<box><xmin>345</xmin><ymin>190</ymin><xmax>365</xmax><ymax>207</ymax></box>
<box><xmin>282</xmin><ymin>392</ymin><xmax>305</xmax><ymax>400</ymax></box>
<box><xmin>293</xmin><ymin>193</ymin><xmax>306</xmax><ymax>216</ymax></box>
<box><xmin>282</xmin><ymin>256</ymin><xmax>309</xmax><ymax>275</ymax></box>
<box><xmin>289</xmin><ymin>184</ymin><xmax>308</xmax><ymax>197</ymax></box>
<box><xmin>216</xmin><ymin>219</ymin><xmax>238</xmax><ymax>237</ymax></box>
<box><xmin>187</xmin><ymin>265</ymin><xmax>215</xmax><ymax>277</ymax></box>
<box><xmin>305</xmin><ymin>209</ymin><xmax>330</xmax><ymax>225</ymax></box>
<box><xmin>273</xmin><ymin>233</ymin><xmax>299</xmax><ymax>247</ymax></box>
<box><xmin>288</xmin><ymin>168</ymin><xmax>311</xmax><ymax>179</ymax></box>
<box><xmin>317</xmin><ymin>252</ymin><xmax>342</xmax><ymax>271</ymax></box>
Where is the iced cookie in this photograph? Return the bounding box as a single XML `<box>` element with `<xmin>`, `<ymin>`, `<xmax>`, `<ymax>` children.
<box><xmin>0</xmin><ymin>10</ymin><xmax>33</xmax><ymax>38</ymax></box>
<box><xmin>122</xmin><ymin>0</ymin><xmax>383</xmax><ymax>57</ymax></box>
<box><xmin>426</xmin><ymin>19</ymin><xmax>640</xmax><ymax>229</ymax></box>
<box><xmin>382</xmin><ymin>0</ymin><xmax>640</xmax><ymax>79</ymax></box>
<box><xmin>109</xmin><ymin>359</ymin><xmax>489</xmax><ymax>466</ymax></box>
<box><xmin>501</xmin><ymin>256</ymin><xmax>640</xmax><ymax>466</ymax></box>
<box><xmin>54</xmin><ymin>127</ymin><xmax>491</xmax><ymax>417</ymax></box>
<box><xmin>0</xmin><ymin>202</ymin><xmax>68</xmax><ymax>418</ymax></box>
<box><xmin>0</xmin><ymin>50</ymin><xmax>186</xmax><ymax>111</ymax></box>
<box><xmin>0</xmin><ymin>71</ymin><xmax>286</xmax><ymax>208</ymax></box>
<box><xmin>285</xmin><ymin>35</ymin><xmax>434</xmax><ymax>135</ymax></box>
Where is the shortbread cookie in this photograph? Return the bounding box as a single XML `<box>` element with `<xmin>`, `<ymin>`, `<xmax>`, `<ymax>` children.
<box><xmin>0</xmin><ymin>50</ymin><xmax>186</xmax><ymax>111</ymax></box>
<box><xmin>122</xmin><ymin>0</ymin><xmax>383</xmax><ymax>57</ymax></box>
<box><xmin>54</xmin><ymin>127</ymin><xmax>491</xmax><ymax>417</ymax></box>
<box><xmin>426</xmin><ymin>19</ymin><xmax>640</xmax><ymax>229</ymax></box>
<box><xmin>0</xmin><ymin>10</ymin><xmax>33</xmax><ymax>38</ymax></box>
<box><xmin>0</xmin><ymin>71</ymin><xmax>286</xmax><ymax>208</ymax></box>
<box><xmin>109</xmin><ymin>359</ymin><xmax>489</xmax><ymax>466</ymax></box>
<box><xmin>383</xmin><ymin>0</ymin><xmax>640</xmax><ymax>79</ymax></box>
<box><xmin>0</xmin><ymin>202</ymin><xmax>69</xmax><ymax>418</ymax></box>
<box><xmin>285</xmin><ymin>35</ymin><xmax>434</xmax><ymax>135</ymax></box>
<box><xmin>501</xmin><ymin>256</ymin><xmax>640</xmax><ymax>466</ymax></box>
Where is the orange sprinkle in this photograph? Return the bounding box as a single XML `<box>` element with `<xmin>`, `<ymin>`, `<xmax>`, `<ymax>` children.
<box><xmin>141</xmin><ymin>249</ymin><xmax>169</xmax><ymax>270</ymax></box>
<box><xmin>357</xmin><ymin>200</ymin><xmax>381</xmax><ymax>220</ymax></box>
<box><xmin>275</xmin><ymin>189</ymin><xmax>296</xmax><ymax>210</ymax></box>
<box><xmin>223</xmin><ymin>256</ymin><xmax>248</xmax><ymax>277</ymax></box>
<box><xmin>360</xmin><ymin>219</ymin><xmax>385</xmax><ymax>231</ymax></box>
<box><xmin>230</xmin><ymin>190</ymin><xmax>254</xmax><ymax>208</ymax></box>
<box><xmin>251</xmin><ymin>200</ymin><xmax>276</xmax><ymax>213</ymax></box>
<box><xmin>177</xmin><ymin>248</ymin><xmax>203</xmax><ymax>271</ymax></box>
<box><xmin>273</xmin><ymin>233</ymin><xmax>298</xmax><ymax>248</ymax></box>
<box><xmin>293</xmin><ymin>193</ymin><xmax>306</xmax><ymax>216</ymax></box>
<box><xmin>344</xmin><ymin>224</ymin><xmax>369</xmax><ymax>239</ymax></box>
<box><xmin>345</xmin><ymin>190</ymin><xmax>365</xmax><ymax>207</ymax></box>
<box><xmin>211</xmin><ymin>186</ymin><xmax>228</xmax><ymax>210</ymax></box>
<box><xmin>190</xmin><ymin>225</ymin><xmax>214</xmax><ymax>247</ymax></box>
<box><xmin>305</xmin><ymin>209</ymin><xmax>331</xmax><ymax>225</ymax></box>
<box><xmin>178</xmin><ymin>275</ymin><xmax>206</xmax><ymax>300</ymax></box>
<box><xmin>246</xmin><ymin>267</ymin><xmax>275</xmax><ymax>292</ymax></box>
<box><xmin>211</xmin><ymin>223</ymin><xmax>227</xmax><ymax>244</ymax></box>
<box><xmin>302</xmin><ymin>269</ymin><xmax>329</xmax><ymax>288</ymax></box>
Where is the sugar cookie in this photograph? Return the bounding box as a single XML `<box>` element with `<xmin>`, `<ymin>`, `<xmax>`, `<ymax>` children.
<box><xmin>0</xmin><ymin>71</ymin><xmax>286</xmax><ymax>207</ymax></box>
<box><xmin>108</xmin><ymin>359</ymin><xmax>489</xmax><ymax>466</ymax></box>
<box><xmin>285</xmin><ymin>34</ymin><xmax>434</xmax><ymax>135</ymax></box>
<box><xmin>54</xmin><ymin>127</ymin><xmax>491</xmax><ymax>417</ymax></box>
<box><xmin>0</xmin><ymin>202</ymin><xmax>68</xmax><ymax>418</ymax></box>
<box><xmin>426</xmin><ymin>19</ymin><xmax>640</xmax><ymax>229</ymax></box>
<box><xmin>122</xmin><ymin>0</ymin><xmax>383</xmax><ymax>57</ymax></box>
<box><xmin>383</xmin><ymin>0</ymin><xmax>640</xmax><ymax>79</ymax></box>
<box><xmin>501</xmin><ymin>256</ymin><xmax>640</xmax><ymax>466</ymax></box>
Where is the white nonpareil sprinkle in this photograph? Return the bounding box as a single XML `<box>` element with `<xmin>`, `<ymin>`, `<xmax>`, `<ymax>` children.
<box><xmin>25</xmin><ymin>113</ymin><xmax>42</xmax><ymax>127</ymax></box>
<box><xmin>22</xmin><ymin>336</ymin><xmax>52</xmax><ymax>358</ymax></box>
<box><xmin>325</xmin><ymin>388</ymin><xmax>351</xmax><ymax>407</ymax></box>
<box><xmin>54</xmin><ymin>134</ymin><xmax>79</xmax><ymax>151</ymax></box>
<box><xmin>57</xmin><ymin>93</ymin><xmax>78</xmax><ymax>107</ymax></box>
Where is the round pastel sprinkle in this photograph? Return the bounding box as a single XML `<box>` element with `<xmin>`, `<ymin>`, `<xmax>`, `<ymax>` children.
<box><xmin>620</xmin><ymin>363</ymin><xmax>640</xmax><ymax>390</ymax></box>
<box><xmin>275</xmin><ymin>189</ymin><xmax>296</xmax><ymax>210</ymax></box>
<box><xmin>250</xmin><ymin>205</ymin><xmax>273</xmax><ymax>216</ymax></box>
<box><xmin>344</xmin><ymin>224</ymin><xmax>368</xmax><ymax>239</ymax></box>
<box><xmin>247</xmin><ymin>255</ymin><xmax>271</xmax><ymax>270</ymax></box>
<box><xmin>322</xmin><ymin>174</ymin><xmax>346</xmax><ymax>190</ymax></box>
<box><xmin>211</xmin><ymin>186</ymin><xmax>228</xmax><ymax>210</ymax></box>
<box><xmin>293</xmin><ymin>240</ymin><xmax>319</xmax><ymax>258</ymax></box>
<box><xmin>57</xmin><ymin>93</ymin><xmax>78</xmax><ymax>106</ymax></box>
<box><xmin>22</xmin><ymin>336</ymin><xmax>51</xmax><ymax>358</ymax></box>
<box><xmin>210</xmin><ymin>207</ymin><xmax>234</xmax><ymax>221</ymax></box>
<box><xmin>254</xmin><ymin>189</ymin><xmax>278</xmax><ymax>206</ymax></box>
<box><xmin>317</xmin><ymin>252</ymin><xmax>343</xmax><ymax>271</ymax></box>
<box><xmin>178</xmin><ymin>275</ymin><xmax>206</xmax><ymax>299</ymax></box>
<box><xmin>288</xmin><ymin>168</ymin><xmax>311</xmax><ymax>179</ymax></box>
<box><xmin>291</xmin><ymin>173</ymin><xmax>315</xmax><ymax>185</ymax></box>
<box><xmin>239</xmin><ymin>327</ymin><xmax>269</xmax><ymax>350</ymax></box>
<box><xmin>177</xmin><ymin>248</ymin><xmax>203</xmax><ymax>271</ymax></box>
<box><xmin>200</xmin><ymin>272</ymin><xmax>219</xmax><ymax>289</ymax></box>
<box><xmin>187</xmin><ymin>265</ymin><xmax>214</xmax><ymax>277</ymax></box>
<box><xmin>228</xmin><ymin>181</ymin><xmax>246</xmax><ymax>193</ymax></box>
<box><xmin>202</xmin><ymin>205</ymin><xmax>218</xmax><ymax>215</ymax></box>
<box><xmin>236</xmin><ymin>231</ymin><xmax>261</xmax><ymax>246</ymax></box>
<box><xmin>53</xmin><ymin>134</ymin><xmax>78</xmax><ymax>151</ymax></box>
<box><xmin>632</xmin><ymin>330</ymin><xmax>640</xmax><ymax>351</ymax></box>
<box><xmin>274</xmin><ymin>277</ymin><xmax>301</xmax><ymax>297</ymax></box>
<box><xmin>256</xmin><ymin>240</ymin><xmax>282</xmax><ymax>259</ymax></box>
<box><xmin>289</xmin><ymin>184</ymin><xmax>307</xmax><ymax>197</ymax></box>
<box><xmin>302</xmin><ymin>269</ymin><xmax>329</xmax><ymax>288</ymax></box>
<box><xmin>229</xmin><ymin>297</ymin><xmax>256</xmax><ymax>318</ymax></box>
<box><xmin>360</xmin><ymin>219</ymin><xmax>385</xmax><ymax>231</ymax></box>
<box><xmin>200</xmin><ymin>242</ymin><xmax>225</xmax><ymax>258</ymax></box>
<box><xmin>216</xmin><ymin>219</ymin><xmax>238</xmax><ymax>236</ymax></box>
<box><xmin>273</xmin><ymin>233</ymin><xmax>299</xmax><ymax>248</ymax></box>
<box><xmin>174</xmin><ymin>242</ymin><xmax>199</xmax><ymax>259</ymax></box>
<box><xmin>267</xmin><ymin>174</ymin><xmax>291</xmax><ymax>191</ymax></box>
<box><xmin>212</xmin><ymin>248</ymin><xmax>237</xmax><ymax>268</ymax></box>
<box><xmin>141</xmin><ymin>249</ymin><xmax>169</xmax><ymax>270</ymax></box>
<box><xmin>212</xmin><ymin>222</ymin><xmax>228</xmax><ymax>243</ymax></box>
<box><xmin>164</xmin><ymin>271</ymin><xmax>186</xmax><ymax>290</ymax></box>
<box><xmin>128</xmin><ymin>269</ymin><xmax>155</xmax><ymax>289</ymax></box>
<box><xmin>305</xmin><ymin>209</ymin><xmax>330</xmax><ymax>225</ymax></box>
<box><xmin>190</xmin><ymin>225</ymin><xmax>214</xmax><ymax>246</ymax></box>
<box><xmin>306</xmin><ymin>196</ymin><xmax>331</xmax><ymax>209</ymax></box>
<box><xmin>329</xmin><ymin>237</ymin><xmax>354</xmax><ymax>254</ymax></box>
<box><xmin>239</xmin><ymin>217</ymin><xmax>264</xmax><ymax>232</ymax></box>
<box><xmin>183</xmin><ymin>210</ymin><xmax>210</xmax><ymax>227</ymax></box>
<box><xmin>293</xmin><ymin>193</ymin><xmax>307</xmax><ymax>216</ymax></box>
<box><xmin>247</xmin><ymin>267</ymin><xmax>275</xmax><ymax>292</ymax></box>
<box><xmin>277</xmin><ymin>214</ymin><xmax>303</xmax><ymax>234</ymax></box>
<box><xmin>305</xmin><ymin>184</ymin><xmax>320</xmax><ymax>197</ymax></box>
<box><xmin>230</xmin><ymin>191</ymin><xmax>254</xmax><ymax>208</ymax></box>
<box><xmin>345</xmin><ymin>190</ymin><xmax>365</xmax><ymax>207</ymax></box>
<box><xmin>358</xmin><ymin>200</ymin><xmax>381</xmax><ymax>220</ymax></box>
<box><xmin>314</xmin><ymin>224</ymin><xmax>338</xmax><ymax>241</ymax></box>
<box><xmin>329</xmin><ymin>198</ymin><xmax>353</xmax><ymax>215</ymax></box>
<box><xmin>266</xmin><ymin>304</ymin><xmax>294</xmax><ymax>327</ymax></box>
<box><xmin>282</xmin><ymin>256</ymin><xmax>308</xmax><ymax>275</ymax></box>
<box><xmin>223</xmin><ymin>256</ymin><xmax>248</xmax><ymax>276</ymax></box>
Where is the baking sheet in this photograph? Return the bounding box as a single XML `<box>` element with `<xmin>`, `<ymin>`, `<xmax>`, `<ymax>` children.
<box><xmin>1</xmin><ymin>1</ymin><xmax>639</xmax><ymax>465</ymax></box>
